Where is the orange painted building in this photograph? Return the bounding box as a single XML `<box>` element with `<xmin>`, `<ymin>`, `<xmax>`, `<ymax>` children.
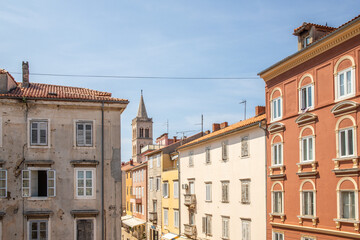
<box><xmin>131</xmin><ymin>162</ymin><xmax>148</xmax><ymax>222</ymax></box>
<box><xmin>259</xmin><ymin>15</ymin><xmax>360</xmax><ymax>239</ymax></box>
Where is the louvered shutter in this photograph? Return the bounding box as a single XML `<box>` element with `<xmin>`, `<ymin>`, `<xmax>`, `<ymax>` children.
<box><xmin>202</xmin><ymin>217</ymin><xmax>206</xmax><ymax>233</ymax></box>
<box><xmin>77</xmin><ymin>123</ymin><xmax>84</xmax><ymax>146</ymax></box>
<box><xmin>39</xmin><ymin>122</ymin><xmax>47</xmax><ymax>144</ymax></box>
<box><xmin>85</xmin><ymin>123</ymin><xmax>92</xmax><ymax>145</ymax></box>
<box><xmin>47</xmin><ymin>170</ymin><xmax>56</xmax><ymax>197</ymax></box>
<box><xmin>22</xmin><ymin>170</ymin><xmax>31</xmax><ymax>197</ymax></box>
<box><xmin>207</xmin><ymin>216</ymin><xmax>212</xmax><ymax>235</ymax></box>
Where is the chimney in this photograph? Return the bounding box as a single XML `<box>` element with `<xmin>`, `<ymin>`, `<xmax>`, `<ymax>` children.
<box><xmin>212</xmin><ymin>123</ymin><xmax>220</xmax><ymax>132</ymax></box>
<box><xmin>255</xmin><ymin>106</ymin><xmax>266</xmax><ymax>116</ymax></box>
<box><xmin>22</xmin><ymin>61</ymin><xmax>29</xmax><ymax>88</ymax></box>
<box><xmin>130</xmin><ymin>159</ymin><xmax>133</xmax><ymax>166</ymax></box>
<box><xmin>205</xmin><ymin>130</ymin><xmax>210</xmax><ymax>134</ymax></box>
<box><xmin>173</xmin><ymin>136</ymin><xmax>177</xmax><ymax>142</ymax></box>
<box><xmin>0</xmin><ymin>70</ymin><xmax>17</xmax><ymax>94</ymax></box>
<box><xmin>220</xmin><ymin>122</ymin><xmax>228</xmax><ymax>129</ymax></box>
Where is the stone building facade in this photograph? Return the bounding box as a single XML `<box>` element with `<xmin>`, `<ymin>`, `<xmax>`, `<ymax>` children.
<box><xmin>0</xmin><ymin>64</ymin><xmax>128</xmax><ymax>240</ymax></box>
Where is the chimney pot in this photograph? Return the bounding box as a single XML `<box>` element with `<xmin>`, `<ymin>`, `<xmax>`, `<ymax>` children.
<box><xmin>22</xmin><ymin>61</ymin><xmax>29</xmax><ymax>88</ymax></box>
<box><xmin>212</xmin><ymin>123</ymin><xmax>220</xmax><ymax>132</ymax></box>
<box><xmin>255</xmin><ymin>106</ymin><xmax>266</xmax><ymax>116</ymax></box>
<box><xmin>220</xmin><ymin>122</ymin><xmax>228</xmax><ymax>129</ymax></box>
<box><xmin>205</xmin><ymin>130</ymin><xmax>210</xmax><ymax>134</ymax></box>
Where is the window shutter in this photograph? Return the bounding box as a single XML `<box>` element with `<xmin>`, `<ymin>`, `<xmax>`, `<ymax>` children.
<box><xmin>241</xmin><ymin>183</ymin><xmax>245</xmax><ymax>202</ymax></box>
<box><xmin>85</xmin><ymin>123</ymin><xmax>92</xmax><ymax>145</ymax></box>
<box><xmin>22</xmin><ymin>170</ymin><xmax>31</xmax><ymax>197</ymax></box>
<box><xmin>47</xmin><ymin>170</ymin><xmax>56</xmax><ymax>197</ymax></box>
<box><xmin>208</xmin><ymin>216</ymin><xmax>212</xmax><ymax>235</ymax></box>
<box><xmin>77</xmin><ymin>123</ymin><xmax>84</xmax><ymax>146</ymax></box>
<box><xmin>39</xmin><ymin>122</ymin><xmax>47</xmax><ymax>144</ymax></box>
<box><xmin>31</xmin><ymin>122</ymin><xmax>38</xmax><ymax>144</ymax></box>
<box><xmin>0</xmin><ymin>170</ymin><xmax>7</xmax><ymax>197</ymax></box>
<box><xmin>202</xmin><ymin>217</ymin><xmax>206</xmax><ymax>233</ymax></box>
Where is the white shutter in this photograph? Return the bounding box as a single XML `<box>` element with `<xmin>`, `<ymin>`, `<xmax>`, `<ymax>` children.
<box><xmin>173</xmin><ymin>181</ymin><xmax>179</xmax><ymax>198</ymax></box>
<box><xmin>85</xmin><ymin>123</ymin><xmax>92</xmax><ymax>145</ymax></box>
<box><xmin>208</xmin><ymin>216</ymin><xmax>212</xmax><ymax>235</ymax></box>
<box><xmin>22</xmin><ymin>170</ymin><xmax>31</xmax><ymax>197</ymax></box>
<box><xmin>47</xmin><ymin>170</ymin><xmax>56</xmax><ymax>197</ymax></box>
<box><xmin>39</xmin><ymin>122</ymin><xmax>47</xmax><ymax>144</ymax></box>
<box><xmin>0</xmin><ymin>170</ymin><xmax>7</xmax><ymax>197</ymax></box>
<box><xmin>77</xmin><ymin>123</ymin><xmax>84</xmax><ymax>146</ymax></box>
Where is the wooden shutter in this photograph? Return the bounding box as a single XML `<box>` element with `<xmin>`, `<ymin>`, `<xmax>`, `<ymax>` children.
<box><xmin>22</xmin><ymin>170</ymin><xmax>31</xmax><ymax>197</ymax></box>
<box><xmin>39</xmin><ymin>122</ymin><xmax>47</xmax><ymax>144</ymax></box>
<box><xmin>241</xmin><ymin>182</ymin><xmax>245</xmax><ymax>202</ymax></box>
<box><xmin>47</xmin><ymin>170</ymin><xmax>56</xmax><ymax>197</ymax></box>
<box><xmin>207</xmin><ymin>216</ymin><xmax>212</xmax><ymax>235</ymax></box>
<box><xmin>77</xmin><ymin>123</ymin><xmax>84</xmax><ymax>146</ymax></box>
<box><xmin>0</xmin><ymin>170</ymin><xmax>7</xmax><ymax>197</ymax></box>
<box><xmin>222</xmin><ymin>142</ymin><xmax>228</xmax><ymax>160</ymax></box>
<box><xmin>202</xmin><ymin>217</ymin><xmax>206</xmax><ymax>233</ymax></box>
<box><xmin>85</xmin><ymin>123</ymin><xmax>92</xmax><ymax>145</ymax></box>
<box><xmin>31</xmin><ymin>122</ymin><xmax>38</xmax><ymax>144</ymax></box>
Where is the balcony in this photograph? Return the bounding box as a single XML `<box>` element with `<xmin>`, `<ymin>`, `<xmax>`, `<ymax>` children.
<box><xmin>184</xmin><ymin>194</ymin><xmax>196</xmax><ymax>208</ymax></box>
<box><xmin>136</xmin><ymin>198</ymin><xmax>142</xmax><ymax>204</ymax></box>
<box><xmin>149</xmin><ymin>212</ymin><xmax>157</xmax><ymax>222</ymax></box>
<box><xmin>184</xmin><ymin>224</ymin><xmax>196</xmax><ymax>238</ymax></box>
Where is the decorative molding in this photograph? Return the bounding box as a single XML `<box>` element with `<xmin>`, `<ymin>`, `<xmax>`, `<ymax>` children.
<box><xmin>70</xmin><ymin>160</ymin><xmax>99</xmax><ymax>166</ymax></box>
<box><xmin>70</xmin><ymin>209</ymin><xmax>99</xmax><ymax>217</ymax></box>
<box><xmin>268</xmin><ymin>123</ymin><xmax>285</xmax><ymax>134</ymax></box>
<box><xmin>25</xmin><ymin>160</ymin><xmax>54</xmax><ymax>165</ymax></box>
<box><xmin>331</xmin><ymin>100</ymin><xmax>359</xmax><ymax>117</ymax></box>
<box><xmin>295</xmin><ymin>113</ymin><xmax>318</xmax><ymax>126</ymax></box>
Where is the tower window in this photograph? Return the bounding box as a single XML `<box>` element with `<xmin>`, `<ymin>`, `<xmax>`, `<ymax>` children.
<box><xmin>145</xmin><ymin>128</ymin><xmax>149</xmax><ymax>138</ymax></box>
<box><xmin>139</xmin><ymin>128</ymin><xmax>144</xmax><ymax>138</ymax></box>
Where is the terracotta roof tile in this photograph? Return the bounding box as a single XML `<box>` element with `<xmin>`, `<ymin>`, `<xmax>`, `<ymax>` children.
<box><xmin>121</xmin><ymin>162</ymin><xmax>140</xmax><ymax>171</ymax></box>
<box><xmin>178</xmin><ymin>114</ymin><xmax>266</xmax><ymax>150</ymax></box>
<box><xmin>0</xmin><ymin>81</ymin><xmax>128</xmax><ymax>103</ymax></box>
<box><xmin>293</xmin><ymin>22</ymin><xmax>336</xmax><ymax>34</ymax></box>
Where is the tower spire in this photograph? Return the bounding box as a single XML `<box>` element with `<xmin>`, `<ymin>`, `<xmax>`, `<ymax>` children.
<box><xmin>137</xmin><ymin>90</ymin><xmax>148</xmax><ymax>118</ymax></box>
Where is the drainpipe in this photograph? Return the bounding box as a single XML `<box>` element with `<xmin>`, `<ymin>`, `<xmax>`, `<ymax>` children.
<box><xmin>176</xmin><ymin>149</ymin><xmax>181</xmax><ymax>237</ymax></box>
<box><xmin>101</xmin><ymin>102</ymin><xmax>105</xmax><ymax>240</ymax></box>
<box><xmin>258</xmin><ymin>120</ymin><xmax>267</xmax><ymax>240</ymax></box>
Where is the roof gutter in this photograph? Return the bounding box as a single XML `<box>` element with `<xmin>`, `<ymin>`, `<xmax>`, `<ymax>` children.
<box><xmin>258</xmin><ymin>16</ymin><xmax>360</xmax><ymax>76</ymax></box>
<box><xmin>0</xmin><ymin>96</ymin><xmax>129</xmax><ymax>104</ymax></box>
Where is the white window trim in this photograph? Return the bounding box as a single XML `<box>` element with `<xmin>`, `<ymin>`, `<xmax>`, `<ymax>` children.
<box><xmin>0</xmin><ymin>169</ymin><xmax>7</xmax><ymax>198</ymax></box>
<box><xmin>205</xmin><ymin>147</ymin><xmax>211</xmax><ymax>164</ymax></box>
<box><xmin>337</xmin><ymin>127</ymin><xmax>356</xmax><ymax>158</ymax></box>
<box><xmin>73</xmin><ymin>217</ymin><xmax>96</xmax><ymax>240</ymax></box>
<box><xmin>300</xmin><ymin>135</ymin><xmax>315</xmax><ymax>163</ymax></box>
<box><xmin>174</xmin><ymin>210</ymin><xmax>179</xmax><ymax>228</ymax></box>
<box><xmin>222</xmin><ymin>216</ymin><xmax>230</xmax><ymax>239</ymax></box>
<box><xmin>28</xmin><ymin>218</ymin><xmax>51</xmax><ymax>240</ymax></box>
<box><xmin>173</xmin><ymin>181</ymin><xmax>179</xmax><ymax>199</ymax></box>
<box><xmin>163</xmin><ymin>182</ymin><xmax>169</xmax><ymax>198</ymax></box>
<box><xmin>241</xmin><ymin>219</ymin><xmax>251</xmax><ymax>240</ymax></box>
<box><xmin>163</xmin><ymin>208</ymin><xmax>169</xmax><ymax>226</ymax></box>
<box><xmin>189</xmin><ymin>151</ymin><xmax>194</xmax><ymax>167</ymax></box>
<box><xmin>22</xmin><ymin>167</ymin><xmax>56</xmax><ymax>200</ymax></box>
<box><xmin>74</xmin><ymin>168</ymin><xmax>96</xmax><ymax>200</ymax></box>
<box><xmin>271</xmin><ymin>97</ymin><xmax>282</xmax><ymax>122</ymax></box>
<box><xmin>241</xmin><ymin>136</ymin><xmax>250</xmax><ymax>158</ymax></box>
<box><xmin>271</xmin><ymin>182</ymin><xmax>284</xmax><ymax>214</ymax></box>
<box><xmin>240</xmin><ymin>179</ymin><xmax>251</xmax><ymax>204</ymax></box>
<box><xmin>272</xmin><ymin>231</ymin><xmax>284</xmax><ymax>240</ymax></box>
<box><xmin>298</xmin><ymin>83</ymin><xmax>314</xmax><ymax>112</ymax></box>
<box><xmin>335</xmin><ymin>66</ymin><xmax>356</xmax><ymax>102</ymax></box>
<box><xmin>74</xmin><ymin>120</ymin><xmax>95</xmax><ymax>149</ymax></box>
<box><xmin>28</xmin><ymin>118</ymin><xmax>50</xmax><ymax>148</ymax></box>
<box><xmin>299</xmin><ymin>180</ymin><xmax>316</xmax><ymax>217</ymax></box>
<box><xmin>205</xmin><ymin>182</ymin><xmax>212</xmax><ymax>202</ymax></box>
<box><xmin>336</xmin><ymin>177</ymin><xmax>359</xmax><ymax>221</ymax></box>
<box><xmin>272</xmin><ymin>142</ymin><xmax>283</xmax><ymax>166</ymax></box>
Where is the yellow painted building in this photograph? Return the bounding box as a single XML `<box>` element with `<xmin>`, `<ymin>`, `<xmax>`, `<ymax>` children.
<box><xmin>161</xmin><ymin>151</ymin><xmax>180</xmax><ymax>238</ymax></box>
<box><xmin>125</xmin><ymin>168</ymin><xmax>134</xmax><ymax>216</ymax></box>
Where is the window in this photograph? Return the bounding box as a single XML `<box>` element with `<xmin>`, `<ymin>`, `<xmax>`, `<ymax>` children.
<box><xmin>302</xmin><ymin>191</ymin><xmax>314</xmax><ymax>216</ymax></box>
<box><xmin>149</xmin><ymin>178</ymin><xmax>153</xmax><ymax>191</ymax></box>
<box><xmin>76</xmin><ymin>219</ymin><xmax>94</xmax><ymax>240</ymax></box>
<box><xmin>173</xmin><ymin>181</ymin><xmax>179</xmax><ymax>199</ymax></box>
<box><xmin>302</xmin><ymin>237</ymin><xmax>315</xmax><ymax>240</ymax></box>
<box><xmin>242</xmin><ymin>220</ymin><xmax>251</xmax><ymax>240</ymax></box>
<box><xmin>222</xmin><ymin>217</ymin><xmax>229</xmax><ymax>239</ymax></box>
<box><xmin>76</xmin><ymin>121</ymin><xmax>93</xmax><ymax>147</ymax></box>
<box><xmin>145</xmin><ymin>128</ymin><xmax>150</xmax><ymax>138</ymax></box>
<box><xmin>174</xmin><ymin>210</ymin><xmax>179</xmax><ymax>228</ymax></box>
<box><xmin>271</xmin><ymin>97</ymin><xmax>282</xmax><ymax>121</ymax></box>
<box><xmin>189</xmin><ymin>211</ymin><xmax>195</xmax><ymax>225</ymax></box>
<box><xmin>272</xmin><ymin>143</ymin><xmax>283</xmax><ymax>166</ymax></box>
<box><xmin>164</xmin><ymin>209</ymin><xmax>169</xmax><ymax>226</ymax></box>
<box><xmin>153</xmin><ymin>200</ymin><xmax>157</xmax><ymax>212</ymax></box>
<box><xmin>142</xmin><ymin>187</ymin><xmax>144</xmax><ymax>197</ymax></box>
<box><xmin>222</xmin><ymin>141</ymin><xmax>228</xmax><ymax>161</ymax></box>
<box><xmin>241</xmin><ymin>179</ymin><xmax>250</xmax><ymax>204</ymax></box>
<box><xmin>341</xmin><ymin>191</ymin><xmax>356</xmax><ymax>219</ymax></box>
<box><xmin>300</xmin><ymin>84</ymin><xmax>313</xmax><ymax>110</ymax></box>
<box><xmin>0</xmin><ymin>170</ymin><xmax>7</xmax><ymax>198</ymax></box>
<box><xmin>205</xmin><ymin>182</ymin><xmax>212</xmax><ymax>202</ymax></box>
<box><xmin>189</xmin><ymin>181</ymin><xmax>195</xmax><ymax>194</ymax></box>
<box><xmin>303</xmin><ymin>36</ymin><xmax>311</xmax><ymax>47</ymax></box>
<box><xmin>273</xmin><ymin>232</ymin><xmax>284</xmax><ymax>240</ymax></box>
<box><xmin>156</xmin><ymin>177</ymin><xmax>161</xmax><ymax>191</ymax></box>
<box><xmin>339</xmin><ymin>128</ymin><xmax>354</xmax><ymax>157</ymax></box>
<box><xmin>205</xmin><ymin>147</ymin><xmax>211</xmax><ymax>164</ymax></box>
<box><xmin>139</xmin><ymin>128</ymin><xmax>144</xmax><ymax>138</ymax></box>
<box><xmin>336</xmin><ymin>67</ymin><xmax>354</xmax><ymax>100</ymax></box>
<box><xmin>30</xmin><ymin>120</ymin><xmax>48</xmax><ymax>146</ymax></box>
<box><xmin>163</xmin><ymin>182</ymin><xmax>169</xmax><ymax>198</ymax></box>
<box><xmin>157</xmin><ymin>155</ymin><xmax>161</xmax><ymax>167</ymax></box>
<box><xmin>241</xmin><ymin>136</ymin><xmax>249</xmax><ymax>157</ymax></box>
<box><xmin>189</xmin><ymin>151</ymin><xmax>194</xmax><ymax>167</ymax></box>
<box><xmin>75</xmin><ymin>169</ymin><xmax>95</xmax><ymax>199</ymax></box>
<box><xmin>221</xmin><ymin>181</ymin><xmax>229</xmax><ymax>203</ymax></box>
<box><xmin>272</xmin><ymin>191</ymin><xmax>283</xmax><ymax>214</ymax></box>
<box><xmin>29</xmin><ymin>220</ymin><xmax>48</xmax><ymax>240</ymax></box>
<box><xmin>301</xmin><ymin>136</ymin><xmax>314</xmax><ymax>162</ymax></box>
<box><xmin>202</xmin><ymin>215</ymin><xmax>212</xmax><ymax>235</ymax></box>
<box><xmin>149</xmin><ymin>156</ymin><xmax>153</xmax><ymax>168</ymax></box>
<box><xmin>22</xmin><ymin>169</ymin><xmax>56</xmax><ymax>198</ymax></box>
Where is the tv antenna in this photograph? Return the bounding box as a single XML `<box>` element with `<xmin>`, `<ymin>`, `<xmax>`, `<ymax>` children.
<box><xmin>239</xmin><ymin>100</ymin><xmax>247</xmax><ymax>120</ymax></box>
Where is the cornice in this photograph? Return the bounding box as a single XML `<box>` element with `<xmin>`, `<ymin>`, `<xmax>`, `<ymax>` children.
<box><xmin>260</xmin><ymin>20</ymin><xmax>360</xmax><ymax>82</ymax></box>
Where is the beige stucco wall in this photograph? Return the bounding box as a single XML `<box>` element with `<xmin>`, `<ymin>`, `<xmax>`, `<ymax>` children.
<box><xmin>179</xmin><ymin>125</ymin><xmax>266</xmax><ymax>239</ymax></box>
<box><xmin>0</xmin><ymin>99</ymin><xmax>126</xmax><ymax>240</ymax></box>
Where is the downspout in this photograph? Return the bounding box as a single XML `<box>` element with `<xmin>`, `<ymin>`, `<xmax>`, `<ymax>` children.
<box><xmin>258</xmin><ymin>120</ymin><xmax>267</xmax><ymax>240</ymax></box>
<box><xmin>177</xmin><ymin>150</ymin><xmax>181</xmax><ymax>236</ymax></box>
<box><xmin>101</xmin><ymin>102</ymin><xmax>105</xmax><ymax>240</ymax></box>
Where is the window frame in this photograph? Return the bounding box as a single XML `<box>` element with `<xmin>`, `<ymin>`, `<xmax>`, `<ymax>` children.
<box><xmin>302</xmin><ymin>190</ymin><xmax>315</xmax><ymax>217</ymax></box>
<box><xmin>221</xmin><ymin>216</ymin><xmax>230</xmax><ymax>239</ymax></box>
<box><xmin>28</xmin><ymin>219</ymin><xmax>49</xmax><ymax>240</ymax></box>
<box><xmin>335</xmin><ymin>66</ymin><xmax>355</xmax><ymax>101</ymax></box>
<box><xmin>162</xmin><ymin>181</ymin><xmax>169</xmax><ymax>198</ymax></box>
<box><xmin>22</xmin><ymin>169</ymin><xmax>56</xmax><ymax>198</ymax></box>
<box><xmin>241</xmin><ymin>136</ymin><xmax>249</xmax><ymax>158</ymax></box>
<box><xmin>29</xmin><ymin>119</ymin><xmax>49</xmax><ymax>147</ymax></box>
<box><xmin>205</xmin><ymin>182</ymin><xmax>212</xmax><ymax>202</ymax></box>
<box><xmin>241</xmin><ymin>179</ymin><xmax>250</xmax><ymax>204</ymax></box>
<box><xmin>299</xmin><ymin>84</ymin><xmax>314</xmax><ymax>111</ymax></box>
<box><xmin>202</xmin><ymin>214</ymin><xmax>212</xmax><ymax>236</ymax></box>
<box><xmin>163</xmin><ymin>208</ymin><xmax>169</xmax><ymax>226</ymax></box>
<box><xmin>75</xmin><ymin>121</ymin><xmax>94</xmax><ymax>147</ymax></box>
<box><xmin>300</xmin><ymin>135</ymin><xmax>314</xmax><ymax>162</ymax></box>
<box><xmin>241</xmin><ymin>219</ymin><xmax>251</xmax><ymax>240</ymax></box>
<box><xmin>75</xmin><ymin>168</ymin><xmax>96</xmax><ymax>199</ymax></box>
<box><xmin>338</xmin><ymin>127</ymin><xmax>355</xmax><ymax>158</ymax></box>
<box><xmin>0</xmin><ymin>169</ymin><xmax>7</xmax><ymax>198</ymax></box>
<box><xmin>174</xmin><ymin>209</ymin><xmax>179</xmax><ymax>228</ymax></box>
<box><xmin>74</xmin><ymin>217</ymin><xmax>96</xmax><ymax>240</ymax></box>
<box><xmin>156</xmin><ymin>177</ymin><xmax>161</xmax><ymax>191</ymax></box>
<box><xmin>221</xmin><ymin>181</ymin><xmax>229</xmax><ymax>203</ymax></box>
<box><xmin>272</xmin><ymin>142</ymin><xmax>283</xmax><ymax>166</ymax></box>
<box><xmin>340</xmin><ymin>190</ymin><xmax>356</xmax><ymax>220</ymax></box>
<box><xmin>222</xmin><ymin>141</ymin><xmax>228</xmax><ymax>161</ymax></box>
<box><xmin>205</xmin><ymin>147</ymin><xmax>211</xmax><ymax>164</ymax></box>
<box><xmin>173</xmin><ymin>180</ymin><xmax>179</xmax><ymax>199</ymax></box>
<box><xmin>271</xmin><ymin>97</ymin><xmax>282</xmax><ymax>122</ymax></box>
<box><xmin>272</xmin><ymin>231</ymin><xmax>284</xmax><ymax>240</ymax></box>
<box><xmin>189</xmin><ymin>151</ymin><xmax>194</xmax><ymax>167</ymax></box>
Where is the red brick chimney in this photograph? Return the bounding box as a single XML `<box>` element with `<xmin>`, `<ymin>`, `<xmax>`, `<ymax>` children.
<box><xmin>220</xmin><ymin>122</ymin><xmax>228</xmax><ymax>129</ymax></box>
<box><xmin>255</xmin><ymin>106</ymin><xmax>266</xmax><ymax>116</ymax></box>
<box><xmin>22</xmin><ymin>61</ymin><xmax>30</xmax><ymax>88</ymax></box>
<box><xmin>130</xmin><ymin>159</ymin><xmax>133</xmax><ymax>166</ymax></box>
<box><xmin>205</xmin><ymin>130</ymin><xmax>210</xmax><ymax>134</ymax></box>
<box><xmin>212</xmin><ymin>123</ymin><xmax>220</xmax><ymax>132</ymax></box>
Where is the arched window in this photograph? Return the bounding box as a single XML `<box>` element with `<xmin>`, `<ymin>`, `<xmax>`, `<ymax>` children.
<box><xmin>299</xmin><ymin>126</ymin><xmax>315</xmax><ymax>163</ymax></box>
<box><xmin>271</xmin><ymin>181</ymin><xmax>284</xmax><ymax>214</ymax></box>
<box><xmin>271</xmin><ymin>134</ymin><xmax>283</xmax><ymax>166</ymax></box>
<box><xmin>270</xmin><ymin>88</ymin><xmax>283</xmax><ymax>122</ymax></box>
<box><xmin>334</xmin><ymin>55</ymin><xmax>356</xmax><ymax>101</ymax></box>
<box><xmin>145</xmin><ymin>128</ymin><xmax>150</xmax><ymax>138</ymax></box>
<box><xmin>335</xmin><ymin>115</ymin><xmax>357</xmax><ymax>158</ymax></box>
<box><xmin>299</xmin><ymin>180</ymin><xmax>316</xmax><ymax>217</ymax></box>
<box><xmin>298</xmin><ymin>74</ymin><xmax>314</xmax><ymax>111</ymax></box>
<box><xmin>336</xmin><ymin>177</ymin><xmax>358</xmax><ymax>220</ymax></box>
<box><xmin>139</xmin><ymin>128</ymin><xmax>144</xmax><ymax>138</ymax></box>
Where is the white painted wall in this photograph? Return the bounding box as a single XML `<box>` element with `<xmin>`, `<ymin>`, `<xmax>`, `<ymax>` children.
<box><xmin>179</xmin><ymin>125</ymin><xmax>266</xmax><ymax>239</ymax></box>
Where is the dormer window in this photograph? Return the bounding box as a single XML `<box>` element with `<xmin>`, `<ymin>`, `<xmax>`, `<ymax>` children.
<box><xmin>303</xmin><ymin>36</ymin><xmax>311</xmax><ymax>47</ymax></box>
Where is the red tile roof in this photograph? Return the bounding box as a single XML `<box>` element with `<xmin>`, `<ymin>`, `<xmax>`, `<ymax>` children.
<box><xmin>0</xmin><ymin>81</ymin><xmax>128</xmax><ymax>103</ymax></box>
<box><xmin>293</xmin><ymin>22</ymin><xmax>336</xmax><ymax>34</ymax></box>
<box><xmin>178</xmin><ymin>114</ymin><xmax>266</xmax><ymax>150</ymax></box>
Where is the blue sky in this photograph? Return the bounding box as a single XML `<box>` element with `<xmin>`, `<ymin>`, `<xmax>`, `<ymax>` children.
<box><xmin>0</xmin><ymin>1</ymin><xmax>359</xmax><ymax>161</ymax></box>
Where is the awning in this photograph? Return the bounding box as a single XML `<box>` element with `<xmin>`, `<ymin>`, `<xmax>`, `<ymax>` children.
<box><xmin>122</xmin><ymin>217</ymin><xmax>146</xmax><ymax>228</ymax></box>
<box><xmin>162</xmin><ymin>233</ymin><xmax>179</xmax><ymax>240</ymax></box>
<box><xmin>121</xmin><ymin>215</ymin><xmax>132</xmax><ymax>221</ymax></box>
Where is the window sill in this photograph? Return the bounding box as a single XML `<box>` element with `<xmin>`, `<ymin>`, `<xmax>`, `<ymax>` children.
<box><xmin>27</xmin><ymin>197</ymin><xmax>50</xmax><ymax>201</ymax></box>
<box><xmin>334</xmin><ymin>218</ymin><xmax>360</xmax><ymax>231</ymax></box>
<box><xmin>240</xmin><ymin>201</ymin><xmax>250</xmax><ymax>205</ymax></box>
<box><xmin>269</xmin><ymin>213</ymin><xmax>286</xmax><ymax>222</ymax></box>
<box><xmin>297</xmin><ymin>215</ymin><xmax>318</xmax><ymax>226</ymax></box>
<box><xmin>75</xmin><ymin>196</ymin><xmax>96</xmax><ymax>200</ymax></box>
<box><xmin>221</xmin><ymin>200</ymin><xmax>229</xmax><ymax>203</ymax></box>
<box><xmin>28</xmin><ymin>145</ymin><xmax>50</xmax><ymax>149</ymax></box>
<box><xmin>73</xmin><ymin>146</ymin><xmax>95</xmax><ymax>150</ymax></box>
<box><xmin>205</xmin><ymin>200</ymin><xmax>212</xmax><ymax>203</ymax></box>
<box><xmin>335</xmin><ymin>94</ymin><xmax>356</xmax><ymax>103</ymax></box>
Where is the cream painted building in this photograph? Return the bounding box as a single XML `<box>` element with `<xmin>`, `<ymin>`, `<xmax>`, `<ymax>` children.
<box><xmin>0</xmin><ymin>63</ymin><xmax>128</xmax><ymax>240</ymax></box>
<box><xmin>178</xmin><ymin>111</ymin><xmax>266</xmax><ymax>240</ymax></box>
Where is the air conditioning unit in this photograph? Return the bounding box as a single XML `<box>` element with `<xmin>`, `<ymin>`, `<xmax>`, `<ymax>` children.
<box><xmin>182</xmin><ymin>184</ymin><xmax>188</xmax><ymax>190</ymax></box>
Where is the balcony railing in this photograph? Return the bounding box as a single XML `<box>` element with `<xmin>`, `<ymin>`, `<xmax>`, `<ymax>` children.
<box><xmin>149</xmin><ymin>212</ymin><xmax>157</xmax><ymax>222</ymax></box>
<box><xmin>184</xmin><ymin>224</ymin><xmax>196</xmax><ymax>238</ymax></box>
<box><xmin>136</xmin><ymin>198</ymin><xmax>142</xmax><ymax>204</ymax></box>
<box><xmin>184</xmin><ymin>194</ymin><xmax>196</xmax><ymax>208</ymax></box>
